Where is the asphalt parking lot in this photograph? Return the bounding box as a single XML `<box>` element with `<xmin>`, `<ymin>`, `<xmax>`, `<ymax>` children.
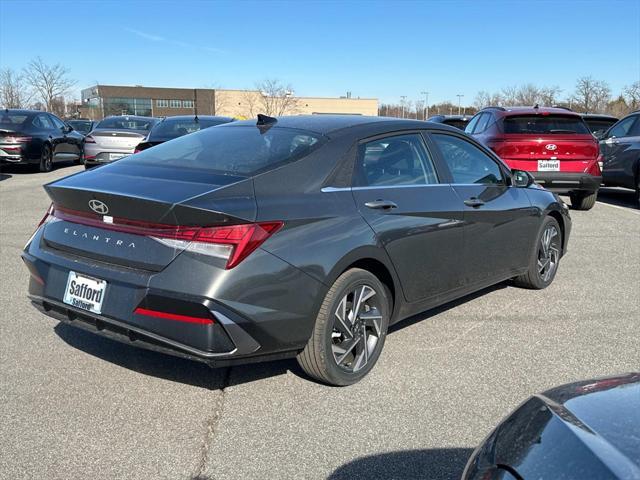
<box><xmin>1</xmin><ymin>163</ymin><xmax>639</xmax><ymax>480</ymax></box>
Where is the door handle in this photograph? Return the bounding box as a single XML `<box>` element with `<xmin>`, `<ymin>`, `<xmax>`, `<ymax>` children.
<box><xmin>464</xmin><ymin>197</ymin><xmax>485</xmax><ymax>208</ymax></box>
<box><xmin>365</xmin><ymin>200</ymin><xmax>398</xmax><ymax>210</ymax></box>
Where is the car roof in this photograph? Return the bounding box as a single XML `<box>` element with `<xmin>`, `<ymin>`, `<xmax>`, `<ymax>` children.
<box><xmin>580</xmin><ymin>113</ymin><xmax>618</xmax><ymax>120</ymax></box>
<box><xmin>1</xmin><ymin>108</ymin><xmax>41</xmax><ymax>115</ymax></box>
<box><xmin>100</xmin><ymin>115</ymin><xmax>157</xmax><ymax>121</ymax></box>
<box><xmin>483</xmin><ymin>106</ymin><xmax>582</xmax><ymax>117</ymax></box>
<box><xmin>159</xmin><ymin>115</ymin><xmax>233</xmax><ymax>122</ymax></box>
<box><xmin>221</xmin><ymin>114</ymin><xmax>447</xmax><ymax>135</ymax></box>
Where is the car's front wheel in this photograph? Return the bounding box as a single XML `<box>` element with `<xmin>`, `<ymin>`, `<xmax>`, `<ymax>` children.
<box><xmin>513</xmin><ymin>216</ymin><xmax>562</xmax><ymax>290</ymax></box>
<box><xmin>297</xmin><ymin>268</ymin><xmax>390</xmax><ymax>386</ymax></box>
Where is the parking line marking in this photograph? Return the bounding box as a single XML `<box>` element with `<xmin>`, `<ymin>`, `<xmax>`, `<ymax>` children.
<box><xmin>597</xmin><ymin>201</ymin><xmax>640</xmax><ymax>216</ymax></box>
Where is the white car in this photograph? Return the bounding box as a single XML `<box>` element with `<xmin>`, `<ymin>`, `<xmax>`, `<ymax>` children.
<box><xmin>84</xmin><ymin>116</ymin><xmax>158</xmax><ymax>169</ymax></box>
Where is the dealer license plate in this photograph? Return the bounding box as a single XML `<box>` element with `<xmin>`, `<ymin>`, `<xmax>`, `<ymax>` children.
<box><xmin>63</xmin><ymin>271</ymin><xmax>107</xmax><ymax>314</ymax></box>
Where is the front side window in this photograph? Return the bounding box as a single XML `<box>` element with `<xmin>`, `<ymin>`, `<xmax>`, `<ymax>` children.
<box><xmin>474</xmin><ymin>113</ymin><xmax>491</xmax><ymax>133</ymax></box>
<box><xmin>49</xmin><ymin>115</ymin><xmax>65</xmax><ymax>129</ymax></box>
<box><xmin>357</xmin><ymin>133</ymin><xmax>438</xmax><ymax>187</ymax></box>
<box><xmin>608</xmin><ymin>115</ymin><xmax>638</xmax><ymax>138</ymax></box>
<box><xmin>431</xmin><ymin>133</ymin><xmax>504</xmax><ymax>185</ymax></box>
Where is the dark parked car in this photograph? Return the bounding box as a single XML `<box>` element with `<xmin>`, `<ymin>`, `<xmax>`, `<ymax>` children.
<box><xmin>23</xmin><ymin>115</ymin><xmax>571</xmax><ymax>386</ymax></box>
<box><xmin>466</xmin><ymin>106</ymin><xmax>601</xmax><ymax>210</ymax></box>
<box><xmin>600</xmin><ymin>110</ymin><xmax>640</xmax><ymax>205</ymax></box>
<box><xmin>463</xmin><ymin>372</ymin><xmax>640</xmax><ymax>480</ymax></box>
<box><xmin>135</xmin><ymin>115</ymin><xmax>234</xmax><ymax>152</ymax></box>
<box><xmin>580</xmin><ymin>113</ymin><xmax>618</xmax><ymax>140</ymax></box>
<box><xmin>0</xmin><ymin>109</ymin><xmax>84</xmax><ymax>172</ymax></box>
<box><xmin>67</xmin><ymin>119</ymin><xmax>98</xmax><ymax>136</ymax></box>
<box><xmin>84</xmin><ymin>115</ymin><xmax>159</xmax><ymax>169</ymax></box>
<box><xmin>427</xmin><ymin>114</ymin><xmax>473</xmax><ymax>130</ymax></box>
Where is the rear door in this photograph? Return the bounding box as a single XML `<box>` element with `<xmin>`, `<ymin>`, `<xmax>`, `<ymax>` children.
<box><xmin>429</xmin><ymin>132</ymin><xmax>539</xmax><ymax>285</ymax></box>
<box><xmin>48</xmin><ymin>114</ymin><xmax>80</xmax><ymax>160</ymax></box>
<box><xmin>351</xmin><ymin>132</ymin><xmax>465</xmax><ymax>302</ymax></box>
<box><xmin>600</xmin><ymin>114</ymin><xmax>640</xmax><ymax>188</ymax></box>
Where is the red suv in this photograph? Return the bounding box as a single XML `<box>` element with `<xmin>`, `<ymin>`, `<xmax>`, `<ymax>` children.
<box><xmin>465</xmin><ymin>106</ymin><xmax>601</xmax><ymax>210</ymax></box>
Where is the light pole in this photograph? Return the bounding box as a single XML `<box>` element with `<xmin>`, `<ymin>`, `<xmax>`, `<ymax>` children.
<box><xmin>456</xmin><ymin>94</ymin><xmax>464</xmax><ymax>115</ymax></box>
<box><xmin>400</xmin><ymin>96</ymin><xmax>407</xmax><ymax>118</ymax></box>
<box><xmin>421</xmin><ymin>91</ymin><xmax>429</xmax><ymax>120</ymax></box>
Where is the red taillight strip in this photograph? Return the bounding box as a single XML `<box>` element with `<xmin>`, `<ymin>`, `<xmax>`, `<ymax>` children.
<box><xmin>52</xmin><ymin>205</ymin><xmax>283</xmax><ymax>269</ymax></box>
<box><xmin>134</xmin><ymin>307</ymin><xmax>214</xmax><ymax>325</ymax></box>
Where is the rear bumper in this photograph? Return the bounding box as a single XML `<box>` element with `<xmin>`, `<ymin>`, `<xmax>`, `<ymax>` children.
<box><xmin>531</xmin><ymin>172</ymin><xmax>601</xmax><ymax>194</ymax></box>
<box><xmin>22</xmin><ymin>226</ymin><xmax>323</xmax><ymax>367</ymax></box>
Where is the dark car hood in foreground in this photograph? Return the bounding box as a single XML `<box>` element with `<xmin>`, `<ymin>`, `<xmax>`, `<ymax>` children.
<box><xmin>464</xmin><ymin>373</ymin><xmax>640</xmax><ymax>480</ymax></box>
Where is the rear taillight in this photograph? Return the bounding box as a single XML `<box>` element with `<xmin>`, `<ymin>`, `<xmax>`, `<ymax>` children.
<box><xmin>3</xmin><ymin>136</ymin><xmax>32</xmax><ymax>143</ymax></box>
<box><xmin>51</xmin><ymin>206</ymin><xmax>283</xmax><ymax>269</ymax></box>
<box><xmin>24</xmin><ymin>203</ymin><xmax>55</xmax><ymax>249</ymax></box>
<box><xmin>586</xmin><ymin>155</ymin><xmax>602</xmax><ymax>176</ymax></box>
<box><xmin>84</xmin><ymin>135</ymin><xmax>96</xmax><ymax>143</ymax></box>
<box><xmin>133</xmin><ymin>149</ymin><xmax>141</xmax><ymax>154</ymax></box>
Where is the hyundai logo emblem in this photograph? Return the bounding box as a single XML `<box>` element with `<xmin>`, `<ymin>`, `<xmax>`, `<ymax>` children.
<box><xmin>89</xmin><ymin>199</ymin><xmax>109</xmax><ymax>215</ymax></box>
<box><xmin>545</xmin><ymin>144</ymin><xmax>558</xmax><ymax>151</ymax></box>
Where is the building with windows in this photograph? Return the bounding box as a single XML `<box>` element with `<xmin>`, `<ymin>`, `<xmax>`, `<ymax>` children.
<box><xmin>80</xmin><ymin>85</ymin><xmax>378</xmax><ymax>119</ymax></box>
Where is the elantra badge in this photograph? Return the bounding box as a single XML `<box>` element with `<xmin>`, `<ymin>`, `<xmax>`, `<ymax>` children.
<box><xmin>545</xmin><ymin>144</ymin><xmax>557</xmax><ymax>151</ymax></box>
<box><xmin>89</xmin><ymin>199</ymin><xmax>109</xmax><ymax>215</ymax></box>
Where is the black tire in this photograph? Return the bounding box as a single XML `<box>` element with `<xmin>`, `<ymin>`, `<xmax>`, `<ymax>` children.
<box><xmin>297</xmin><ymin>268</ymin><xmax>390</xmax><ymax>386</ymax></box>
<box><xmin>513</xmin><ymin>216</ymin><xmax>562</xmax><ymax>290</ymax></box>
<box><xmin>569</xmin><ymin>191</ymin><xmax>597</xmax><ymax>210</ymax></box>
<box><xmin>39</xmin><ymin>144</ymin><xmax>53</xmax><ymax>172</ymax></box>
<box><xmin>635</xmin><ymin>174</ymin><xmax>640</xmax><ymax>208</ymax></box>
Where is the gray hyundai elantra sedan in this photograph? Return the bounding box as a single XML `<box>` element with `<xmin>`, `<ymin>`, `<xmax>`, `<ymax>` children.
<box><xmin>23</xmin><ymin>115</ymin><xmax>571</xmax><ymax>385</ymax></box>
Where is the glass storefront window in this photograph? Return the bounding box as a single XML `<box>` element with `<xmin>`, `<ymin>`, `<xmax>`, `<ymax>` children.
<box><xmin>103</xmin><ymin>97</ymin><xmax>152</xmax><ymax>117</ymax></box>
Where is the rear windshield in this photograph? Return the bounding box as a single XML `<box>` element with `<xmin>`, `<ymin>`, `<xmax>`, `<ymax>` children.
<box><xmin>68</xmin><ymin>120</ymin><xmax>93</xmax><ymax>134</ymax></box>
<box><xmin>0</xmin><ymin>113</ymin><xmax>31</xmax><ymax>129</ymax></box>
<box><xmin>584</xmin><ymin>118</ymin><xmax>617</xmax><ymax>136</ymax></box>
<box><xmin>443</xmin><ymin>119</ymin><xmax>469</xmax><ymax>130</ymax></box>
<box><xmin>97</xmin><ymin>117</ymin><xmax>156</xmax><ymax>131</ymax></box>
<box><xmin>122</xmin><ymin>125</ymin><xmax>325</xmax><ymax>176</ymax></box>
<box><xmin>149</xmin><ymin>118</ymin><xmax>229</xmax><ymax>140</ymax></box>
<box><xmin>503</xmin><ymin>115</ymin><xmax>590</xmax><ymax>134</ymax></box>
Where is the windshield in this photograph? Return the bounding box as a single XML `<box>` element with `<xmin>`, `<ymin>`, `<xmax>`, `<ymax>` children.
<box><xmin>503</xmin><ymin>115</ymin><xmax>590</xmax><ymax>134</ymax></box>
<box><xmin>123</xmin><ymin>125</ymin><xmax>325</xmax><ymax>176</ymax></box>
<box><xmin>97</xmin><ymin>117</ymin><xmax>157</xmax><ymax>131</ymax></box>
<box><xmin>149</xmin><ymin>118</ymin><xmax>230</xmax><ymax>140</ymax></box>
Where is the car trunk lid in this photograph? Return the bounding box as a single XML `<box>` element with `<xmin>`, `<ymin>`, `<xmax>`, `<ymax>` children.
<box><xmin>89</xmin><ymin>129</ymin><xmax>146</xmax><ymax>150</ymax></box>
<box><xmin>41</xmin><ymin>162</ymin><xmax>256</xmax><ymax>271</ymax></box>
<box><xmin>488</xmin><ymin>134</ymin><xmax>599</xmax><ymax>173</ymax></box>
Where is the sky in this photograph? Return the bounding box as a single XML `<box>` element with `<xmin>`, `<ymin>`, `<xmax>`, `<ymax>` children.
<box><xmin>1</xmin><ymin>0</ymin><xmax>639</xmax><ymax>105</ymax></box>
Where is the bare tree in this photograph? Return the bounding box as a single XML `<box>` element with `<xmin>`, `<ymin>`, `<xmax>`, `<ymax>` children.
<box><xmin>571</xmin><ymin>76</ymin><xmax>611</xmax><ymax>113</ymax></box>
<box><xmin>23</xmin><ymin>57</ymin><xmax>75</xmax><ymax>112</ymax></box>
<box><xmin>255</xmin><ymin>79</ymin><xmax>299</xmax><ymax>116</ymax></box>
<box><xmin>0</xmin><ymin>68</ymin><xmax>32</xmax><ymax>108</ymax></box>
<box><xmin>539</xmin><ymin>85</ymin><xmax>562</xmax><ymax>106</ymax></box>
<box><xmin>623</xmin><ymin>81</ymin><xmax>640</xmax><ymax>110</ymax></box>
<box><xmin>501</xmin><ymin>86</ymin><xmax>518</xmax><ymax>105</ymax></box>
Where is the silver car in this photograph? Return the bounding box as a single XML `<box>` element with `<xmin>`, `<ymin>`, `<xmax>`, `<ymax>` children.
<box><xmin>84</xmin><ymin>116</ymin><xmax>158</xmax><ymax>169</ymax></box>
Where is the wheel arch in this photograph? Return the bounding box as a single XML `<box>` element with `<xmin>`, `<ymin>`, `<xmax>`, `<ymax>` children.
<box><xmin>546</xmin><ymin>208</ymin><xmax>566</xmax><ymax>254</ymax></box>
<box><xmin>326</xmin><ymin>247</ymin><xmax>403</xmax><ymax>322</ymax></box>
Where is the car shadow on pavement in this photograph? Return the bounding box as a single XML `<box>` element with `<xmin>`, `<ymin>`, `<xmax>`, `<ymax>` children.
<box><xmin>0</xmin><ymin>173</ymin><xmax>12</xmax><ymax>181</ymax></box>
<box><xmin>0</xmin><ymin>161</ymin><xmax>77</xmax><ymax>175</ymax></box>
<box><xmin>389</xmin><ymin>282</ymin><xmax>508</xmax><ymax>334</ymax></box>
<box><xmin>597</xmin><ymin>187</ymin><xmax>638</xmax><ymax>209</ymax></box>
<box><xmin>328</xmin><ymin>447</ymin><xmax>474</xmax><ymax>480</ymax></box>
<box><xmin>53</xmin><ymin>283</ymin><xmax>511</xmax><ymax>389</ymax></box>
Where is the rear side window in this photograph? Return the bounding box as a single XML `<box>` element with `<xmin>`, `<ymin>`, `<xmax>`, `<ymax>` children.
<box><xmin>33</xmin><ymin>114</ymin><xmax>53</xmax><ymax>129</ymax></box>
<box><xmin>431</xmin><ymin>133</ymin><xmax>504</xmax><ymax>185</ymax></box>
<box><xmin>357</xmin><ymin>134</ymin><xmax>439</xmax><ymax>187</ymax></box>
<box><xmin>123</xmin><ymin>125</ymin><xmax>324</xmax><ymax>176</ymax></box>
<box><xmin>503</xmin><ymin>115</ymin><xmax>590</xmax><ymax>134</ymax></box>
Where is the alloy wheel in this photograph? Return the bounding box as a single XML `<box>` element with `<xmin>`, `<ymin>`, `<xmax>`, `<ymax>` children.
<box><xmin>537</xmin><ymin>225</ymin><xmax>560</xmax><ymax>282</ymax></box>
<box><xmin>41</xmin><ymin>146</ymin><xmax>53</xmax><ymax>172</ymax></box>
<box><xmin>331</xmin><ymin>284</ymin><xmax>383</xmax><ymax>373</ymax></box>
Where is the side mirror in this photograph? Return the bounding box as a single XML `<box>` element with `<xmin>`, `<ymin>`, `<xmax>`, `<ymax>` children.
<box><xmin>63</xmin><ymin>124</ymin><xmax>73</xmax><ymax>133</ymax></box>
<box><xmin>512</xmin><ymin>169</ymin><xmax>534</xmax><ymax>188</ymax></box>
